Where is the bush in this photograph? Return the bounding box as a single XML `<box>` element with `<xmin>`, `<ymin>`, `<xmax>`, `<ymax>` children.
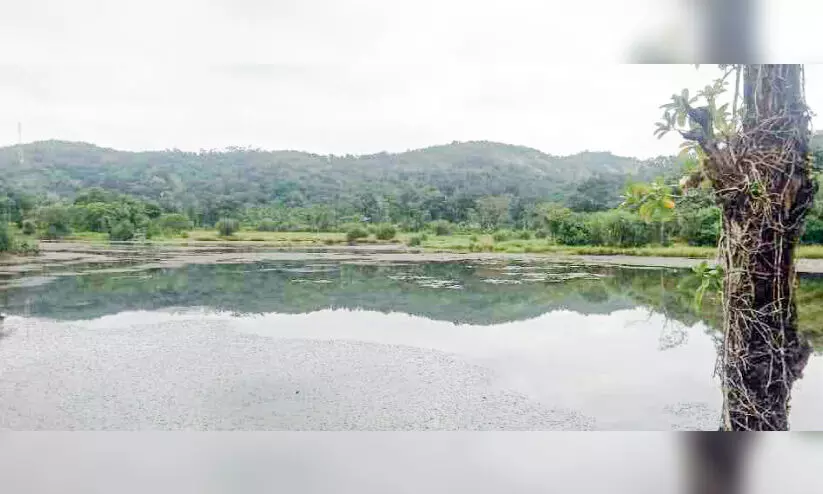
<box><xmin>0</xmin><ymin>224</ymin><xmax>38</xmax><ymax>255</ymax></box>
<box><xmin>430</xmin><ymin>220</ymin><xmax>453</xmax><ymax>236</ymax></box>
<box><xmin>554</xmin><ymin>216</ymin><xmax>592</xmax><ymax>245</ymax></box>
<box><xmin>338</xmin><ymin>222</ymin><xmax>363</xmax><ymax>233</ymax></box>
<box><xmin>803</xmin><ymin>216</ymin><xmax>823</xmax><ymax>244</ymax></box>
<box><xmin>375</xmin><ymin>224</ymin><xmax>397</xmax><ymax>240</ymax></box>
<box><xmin>144</xmin><ymin>221</ymin><xmax>162</xmax><ymax>240</ymax></box>
<box><xmin>346</xmin><ymin>227</ymin><xmax>369</xmax><ymax>242</ymax></box>
<box><xmin>535</xmin><ymin>229</ymin><xmax>549</xmax><ymax>239</ymax></box>
<box><xmin>469</xmin><ymin>234</ymin><xmax>479</xmax><ymax>242</ymax></box>
<box><xmin>587</xmin><ymin>210</ymin><xmax>655</xmax><ymax>247</ymax></box>
<box><xmin>109</xmin><ymin>220</ymin><xmax>136</xmax><ymax>241</ymax></box>
<box><xmin>677</xmin><ymin>207</ymin><xmax>721</xmax><ymax>246</ymax></box>
<box><xmin>492</xmin><ymin>230</ymin><xmax>512</xmax><ymax>242</ymax></box>
<box><xmin>408</xmin><ymin>235</ymin><xmax>423</xmax><ymax>247</ymax></box>
<box><xmin>216</xmin><ymin>218</ymin><xmax>240</xmax><ymax>237</ymax></box>
<box><xmin>21</xmin><ymin>219</ymin><xmax>36</xmax><ymax>236</ymax></box>
<box><xmin>158</xmin><ymin>213</ymin><xmax>193</xmax><ymax>234</ymax></box>
<box><xmin>257</xmin><ymin>218</ymin><xmax>278</xmax><ymax>232</ymax></box>
<box><xmin>517</xmin><ymin>230</ymin><xmax>532</xmax><ymax>240</ymax></box>
<box><xmin>37</xmin><ymin>206</ymin><xmax>72</xmax><ymax>240</ymax></box>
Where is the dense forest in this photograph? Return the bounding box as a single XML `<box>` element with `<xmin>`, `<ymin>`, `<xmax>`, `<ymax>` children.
<box><xmin>1</xmin><ymin>137</ymin><xmax>822</xmax><ymax>250</ymax></box>
<box><xmin>0</xmin><ymin>140</ymin><xmax>683</xmax><ymax>224</ymax></box>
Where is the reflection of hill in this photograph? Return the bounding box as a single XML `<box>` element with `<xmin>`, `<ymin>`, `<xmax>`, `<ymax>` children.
<box><xmin>0</xmin><ymin>262</ymin><xmax>635</xmax><ymax>324</ymax></box>
<box><xmin>1</xmin><ymin>261</ymin><xmax>821</xmax><ymax>348</ymax></box>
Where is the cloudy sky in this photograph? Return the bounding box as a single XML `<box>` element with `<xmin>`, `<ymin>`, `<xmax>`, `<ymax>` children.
<box><xmin>0</xmin><ymin>0</ymin><xmax>820</xmax><ymax>159</ymax></box>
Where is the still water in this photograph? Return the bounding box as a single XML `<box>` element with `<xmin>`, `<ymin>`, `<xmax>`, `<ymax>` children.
<box><xmin>2</xmin><ymin>256</ymin><xmax>823</xmax><ymax>430</ymax></box>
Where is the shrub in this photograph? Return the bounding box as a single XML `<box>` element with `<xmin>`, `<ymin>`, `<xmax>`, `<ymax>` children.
<box><xmin>21</xmin><ymin>219</ymin><xmax>36</xmax><ymax>236</ymax></box>
<box><xmin>148</xmin><ymin>219</ymin><xmax>167</xmax><ymax>239</ymax></box>
<box><xmin>408</xmin><ymin>235</ymin><xmax>423</xmax><ymax>247</ymax></box>
<box><xmin>677</xmin><ymin>206</ymin><xmax>721</xmax><ymax>246</ymax></box>
<box><xmin>257</xmin><ymin>218</ymin><xmax>279</xmax><ymax>232</ymax></box>
<box><xmin>517</xmin><ymin>230</ymin><xmax>532</xmax><ymax>240</ymax></box>
<box><xmin>375</xmin><ymin>224</ymin><xmax>397</xmax><ymax>240</ymax></box>
<box><xmin>492</xmin><ymin>230</ymin><xmax>511</xmax><ymax>242</ymax></box>
<box><xmin>430</xmin><ymin>220</ymin><xmax>453</xmax><ymax>236</ymax></box>
<box><xmin>535</xmin><ymin>229</ymin><xmax>549</xmax><ymax>239</ymax></box>
<box><xmin>14</xmin><ymin>237</ymin><xmax>39</xmax><ymax>254</ymax></box>
<box><xmin>587</xmin><ymin>210</ymin><xmax>654</xmax><ymax>247</ymax></box>
<box><xmin>346</xmin><ymin>227</ymin><xmax>369</xmax><ymax>242</ymax></box>
<box><xmin>469</xmin><ymin>234</ymin><xmax>479</xmax><ymax>242</ymax></box>
<box><xmin>803</xmin><ymin>216</ymin><xmax>823</xmax><ymax>244</ymax></box>
<box><xmin>158</xmin><ymin>213</ymin><xmax>193</xmax><ymax>234</ymax></box>
<box><xmin>0</xmin><ymin>225</ymin><xmax>38</xmax><ymax>255</ymax></box>
<box><xmin>109</xmin><ymin>220</ymin><xmax>136</xmax><ymax>241</ymax></box>
<box><xmin>338</xmin><ymin>222</ymin><xmax>363</xmax><ymax>233</ymax></box>
<box><xmin>216</xmin><ymin>218</ymin><xmax>240</xmax><ymax>237</ymax></box>
<box><xmin>554</xmin><ymin>216</ymin><xmax>592</xmax><ymax>245</ymax></box>
<box><xmin>37</xmin><ymin>206</ymin><xmax>72</xmax><ymax>240</ymax></box>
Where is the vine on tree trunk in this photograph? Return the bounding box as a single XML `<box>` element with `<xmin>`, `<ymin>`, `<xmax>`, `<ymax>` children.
<box><xmin>655</xmin><ymin>65</ymin><xmax>815</xmax><ymax>430</ymax></box>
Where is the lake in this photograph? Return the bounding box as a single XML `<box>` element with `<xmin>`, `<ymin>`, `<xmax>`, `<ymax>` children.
<box><xmin>2</xmin><ymin>249</ymin><xmax>823</xmax><ymax>430</ymax></box>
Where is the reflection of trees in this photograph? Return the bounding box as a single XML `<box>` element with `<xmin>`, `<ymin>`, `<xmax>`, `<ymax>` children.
<box><xmin>2</xmin><ymin>262</ymin><xmax>632</xmax><ymax>323</ymax></box>
<box><xmin>604</xmin><ymin>266</ymin><xmax>823</xmax><ymax>351</ymax></box>
<box><xmin>2</xmin><ymin>260</ymin><xmax>821</xmax><ymax>349</ymax></box>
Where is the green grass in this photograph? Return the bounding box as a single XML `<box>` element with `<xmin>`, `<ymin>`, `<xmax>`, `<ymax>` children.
<box><xmin>418</xmin><ymin>234</ymin><xmax>717</xmax><ymax>258</ymax></box>
<box><xmin>0</xmin><ymin>223</ymin><xmax>40</xmax><ymax>255</ymax></box>
<box><xmin>798</xmin><ymin>245</ymin><xmax>823</xmax><ymax>259</ymax></box>
<box><xmin>64</xmin><ymin>231</ymin><xmax>110</xmax><ymax>242</ymax></box>
<box><xmin>37</xmin><ymin>228</ymin><xmax>823</xmax><ymax>260</ymax></box>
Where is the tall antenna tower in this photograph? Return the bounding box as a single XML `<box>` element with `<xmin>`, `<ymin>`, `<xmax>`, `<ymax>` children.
<box><xmin>17</xmin><ymin>121</ymin><xmax>24</xmax><ymax>165</ymax></box>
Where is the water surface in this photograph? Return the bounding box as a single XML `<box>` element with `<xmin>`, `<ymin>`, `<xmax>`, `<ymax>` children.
<box><xmin>2</xmin><ymin>255</ymin><xmax>823</xmax><ymax>430</ymax></box>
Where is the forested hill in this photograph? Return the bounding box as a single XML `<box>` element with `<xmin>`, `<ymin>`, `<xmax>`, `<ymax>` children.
<box><xmin>0</xmin><ymin>140</ymin><xmax>681</xmax><ymax>213</ymax></box>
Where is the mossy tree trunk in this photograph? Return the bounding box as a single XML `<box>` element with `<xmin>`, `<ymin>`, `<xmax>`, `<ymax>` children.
<box><xmin>708</xmin><ymin>65</ymin><xmax>815</xmax><ymax>430</ymax></box>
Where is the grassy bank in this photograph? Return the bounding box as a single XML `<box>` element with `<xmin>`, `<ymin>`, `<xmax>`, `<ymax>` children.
<box><xmin>0</xmin><ymin>224</ymin><xmax>40</xmax><ymax>256</ymax></box>
<box><xmin>52</xmin><ymin>229</ymin><xmax>823</xmax><ymax>259</ymax></box>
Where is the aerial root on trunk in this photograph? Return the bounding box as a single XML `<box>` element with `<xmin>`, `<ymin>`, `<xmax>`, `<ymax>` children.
<box><xmin>698</xmin><ymin>114</ymin><xmax>816</xmax><ymax>430</ymax></box>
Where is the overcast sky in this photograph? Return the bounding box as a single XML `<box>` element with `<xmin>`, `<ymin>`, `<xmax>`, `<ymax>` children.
<box><xmin>1</xmin><ymin>0</ymin><xmax>821</xmax><ymax>159</ymax></box>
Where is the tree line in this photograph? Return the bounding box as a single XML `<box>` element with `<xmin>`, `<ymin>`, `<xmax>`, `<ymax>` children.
<box><xmin>2</xmin><ymin>179</ymin><xmax>820</xmax><ymax>250</ymax></box>
<box><xmin>2</xmin><ymin>136</ymin><xmax>822</xmax><ymax>252</ymax></box>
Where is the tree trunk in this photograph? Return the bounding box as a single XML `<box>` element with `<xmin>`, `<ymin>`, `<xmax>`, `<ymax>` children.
<box><xmin>714</xmin><ymin>65</ymin><xmax>815</xmax><ymax>430</ymax></box>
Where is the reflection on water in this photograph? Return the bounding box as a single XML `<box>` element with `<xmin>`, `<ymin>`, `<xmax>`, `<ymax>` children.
<box><xmin>0</xmin><ymin>261</ymin><xmax>704</xmax><ymax>324</ymax></box>
<box><xmin>3</xmin><ymin>259</ymin><xmax>823</xmax><ymax>344</ymax></box>
<box><xmin>2</xmin><ymin>257</ymin><xmax>823</xmax><ymax>430</ymax></box>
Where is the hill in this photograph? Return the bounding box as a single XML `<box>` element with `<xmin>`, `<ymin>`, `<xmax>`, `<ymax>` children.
<box><xmin>0</xmin><ymin>140</ymin><xmax>680</xmax><ymax>215</ymax></box>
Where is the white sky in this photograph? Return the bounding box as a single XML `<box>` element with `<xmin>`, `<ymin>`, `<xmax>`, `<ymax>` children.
<box><xmin>1</xmin><ymin>0</ymin><xmax>821</xmax><ymax>159</ymax></box>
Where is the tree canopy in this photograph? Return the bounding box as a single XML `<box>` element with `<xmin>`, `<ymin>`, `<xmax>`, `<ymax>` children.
<box><xmin>0</xmin><ymin>140</ymin><xmax>685</xmax><ymax>226</ymax></box>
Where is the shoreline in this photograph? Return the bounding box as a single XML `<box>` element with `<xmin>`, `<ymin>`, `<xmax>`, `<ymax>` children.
<box><xmin>4</xmin><ymin>240</ymin><xmax>823</xmax><ymax>275</ymax></box>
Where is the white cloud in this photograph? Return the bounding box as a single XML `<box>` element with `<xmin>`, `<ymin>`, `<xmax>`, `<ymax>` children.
<box><xmin>0</xmin><ymin>0</ymin><xmax>821</xmax><ymax>159</ymax></box>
